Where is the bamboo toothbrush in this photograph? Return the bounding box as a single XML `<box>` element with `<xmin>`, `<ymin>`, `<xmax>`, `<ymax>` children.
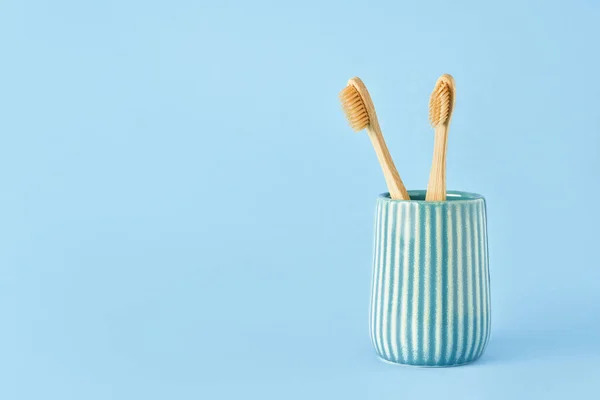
<box><xmin>425</xmin><ymin>74</ymin><xmax>456</xmax><ymax>201</ymax></box>
<box><xmin>339</xmin><ymin>77</ymin><xmax>410</xmax><ymax>200</ymax></box>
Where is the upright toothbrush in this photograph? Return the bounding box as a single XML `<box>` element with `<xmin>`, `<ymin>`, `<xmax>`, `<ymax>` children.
<box><xmin>426</xmin><ymin>74</ymin><xmax>456</xmax><ymax>201</ymax></box>
<box><xmin>339</xmin><ymin>77</ymin><xmax>410</xmax><ymax>200</ymax></box>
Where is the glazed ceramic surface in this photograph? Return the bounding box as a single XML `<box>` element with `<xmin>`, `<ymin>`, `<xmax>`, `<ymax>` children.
<box><xmin>370</xmin><ymin>190</ymin><xmax>491</xmax><ymax>367</ymax></box>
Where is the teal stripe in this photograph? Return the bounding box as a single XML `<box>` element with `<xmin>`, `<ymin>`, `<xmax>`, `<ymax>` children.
<box><xmin>448</xmin><ymin>203</ymin><xmax>459</xmax><ymax>364</ymax></box>
<box><xmin>467</xmin><ymin>202</ymin><xmax>476</xmax><ymax>363</ymax></box>
<box><xmin>370</xmin><ymin>202</ymin><xmax>382</xmax><ymax>349</ymax></box>
<box><xmin>433</xmin><ymin>205</ymin><xmax>443</xmax><ymax>363</ymax></box>
<box><xmin>378</xmin><ymin>202</ymin><xmax>389</xmax><ymax>355</ymax></box>
<box><xmin>459</xmin><ymin>203</ymin><xmax>469</xmax><ymax>364</ymax></box>
<box><xmin>399</xmin><ymin>204</ymin><xmax>411</xmax><ymax>363</ymax></box>
<box><xmin>390</xmin><ymin>204</ymin><xmax>403</xmax><ymax>362</ymax></box>
<box><xmin>472</xmin><ymin>201</ymin><xmax>484</xmax><ymax>359</ymax></box>
<box><xmin>422</xmin><ymin>206</ymin><xmax>431</xmax><ymax>363</ymax></box>
<box><xmin>405</xmin><ymin>203</ymin><xmax>416</xmax><ymax>363</ymax></box>
<box><xmin>408</xmin><ymin>203</ymin><xmax>419</xmax><ymax>363</ymax></box>
<box><xmin>482</xmin><ymin>200</ymin><xmax>491</xmax><ymax>351</ymax></box>
<box><xmin>467</xmin><ymin>202</ymin><xmax>478</xmax><ymax>360</ymax></box>
<box><xmin>481</xmin><ymin>200</ymin><xmax>489</xmax><ymax>357</ymax></box>
<box><xmin>382</xmin><ymin>202</ymin><xmax>397</xmax><ymax>359</ymax></box>
<box><xmin>439</xmin><ymin>203</ymin><xmax>449</xmax><ymax>364</ymax></box>
<box><xmin>426</xmin><ymin>206</ymin><xmax>435</xmax><ymax>364</ymax></box>
<box><xmin>373</xmin><ymin>202</ymin><xmax>386</xmax><ymax>355</ymax></box>
<box><xmin>467</xmin><ymin>202</ymin><xmax>479</xmax><ymax>360</ymax></box>
<box><xmin>416</xmin><ymin>205</ymin><xmax>425</xmax><ymax>362</ymax></box>
<box><xmin>369</xmin><ymin>203</ymin><xmax>376</xmax><ymax>348</ymax></box>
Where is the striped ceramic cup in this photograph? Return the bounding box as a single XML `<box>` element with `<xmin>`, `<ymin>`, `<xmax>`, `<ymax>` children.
<box><xmin>369</xmin><ymin>190</ymin><xmax>491</xmax><ymax>367</ymax></box>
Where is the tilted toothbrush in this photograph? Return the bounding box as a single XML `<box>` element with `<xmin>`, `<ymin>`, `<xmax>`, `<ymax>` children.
<box><xmin>339</xmin><ymin>77</ymin><xmax>410</xmax><ymax>200</ymax></box>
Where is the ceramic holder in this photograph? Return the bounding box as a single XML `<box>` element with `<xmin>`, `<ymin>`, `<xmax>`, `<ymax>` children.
<box><xmin>369</xmin><ymin>190</ymin><xmax>491</xmax><ymax>367</ymax></box>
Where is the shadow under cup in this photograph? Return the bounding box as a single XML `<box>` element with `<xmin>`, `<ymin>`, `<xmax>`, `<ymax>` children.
<box><xmin>370</xmin><ymin>190</ymin><xmax>490</xmax><ymax>367</ymax></box>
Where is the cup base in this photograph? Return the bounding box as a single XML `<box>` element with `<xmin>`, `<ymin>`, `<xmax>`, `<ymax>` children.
<box><xmin>376</xmin><ymin>355</ymin><xmax>481</xmax><ymax>368</ymax></box>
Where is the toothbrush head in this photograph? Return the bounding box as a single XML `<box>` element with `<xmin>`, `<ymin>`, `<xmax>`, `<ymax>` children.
<box><xmin>339</xmin><ymin>77</ymin><xmax>376</xmax><ymax>132</ymax></box>
<box><xmin>429</xmin><ymin>74</ymin><xmax>456</xmax><ymax>128</ymax></box>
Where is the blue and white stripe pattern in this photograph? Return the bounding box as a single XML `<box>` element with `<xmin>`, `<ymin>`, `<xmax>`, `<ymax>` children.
<box><xmin>369</xmin><ymin>190</ymin><xmax>491</xmax><ymax>367</ymax></box>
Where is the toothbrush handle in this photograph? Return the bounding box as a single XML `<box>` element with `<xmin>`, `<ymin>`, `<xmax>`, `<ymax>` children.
<box><xmin>367</xmin><ymin>126</ymin><xmax>410</xmax><ymax>200</ymax></box>
<box><xmin>426</xmin><ymin>125</ymin><xmax>449</xmax><ymax>201</ymax></box>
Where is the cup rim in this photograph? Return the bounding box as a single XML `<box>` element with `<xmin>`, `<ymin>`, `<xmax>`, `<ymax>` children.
<box><xmin>378</xmin><ymin>190</ymin><xmax>485</xmax><ymax>203</ymax></box>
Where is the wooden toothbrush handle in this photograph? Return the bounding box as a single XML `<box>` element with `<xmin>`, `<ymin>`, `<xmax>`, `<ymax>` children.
<box><xmin>366</xmin><ymin>126</ymin><xmax>410</xmax><ymax>200</ymax></box>
<box><xmin>425</xmin><ymin>125</ymin><xmax>449</xmax><ymax>201</ymax></box>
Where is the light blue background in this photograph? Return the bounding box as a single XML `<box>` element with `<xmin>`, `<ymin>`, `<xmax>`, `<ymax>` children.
<box><xmin>1</xmin><ymin>0</ymin><xmax>599</xmax><ymax>398</ymax></box>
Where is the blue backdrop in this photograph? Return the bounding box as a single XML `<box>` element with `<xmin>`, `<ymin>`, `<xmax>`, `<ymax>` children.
<box><xmin>1</xmin><ymin>0</ymin><xmax>599</xmax><ymax>398</ymax></box>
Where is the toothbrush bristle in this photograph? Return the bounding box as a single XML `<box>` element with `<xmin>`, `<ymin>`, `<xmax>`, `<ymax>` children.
<box><xmin>339</xmin><ymin>85</ymin><xmax>369</xmax><ymax>132</ymax></box>
<box><xmin>429</xmin><ymin>75</ymin><xmax>454</xmax><ymax>127</ymax></box>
